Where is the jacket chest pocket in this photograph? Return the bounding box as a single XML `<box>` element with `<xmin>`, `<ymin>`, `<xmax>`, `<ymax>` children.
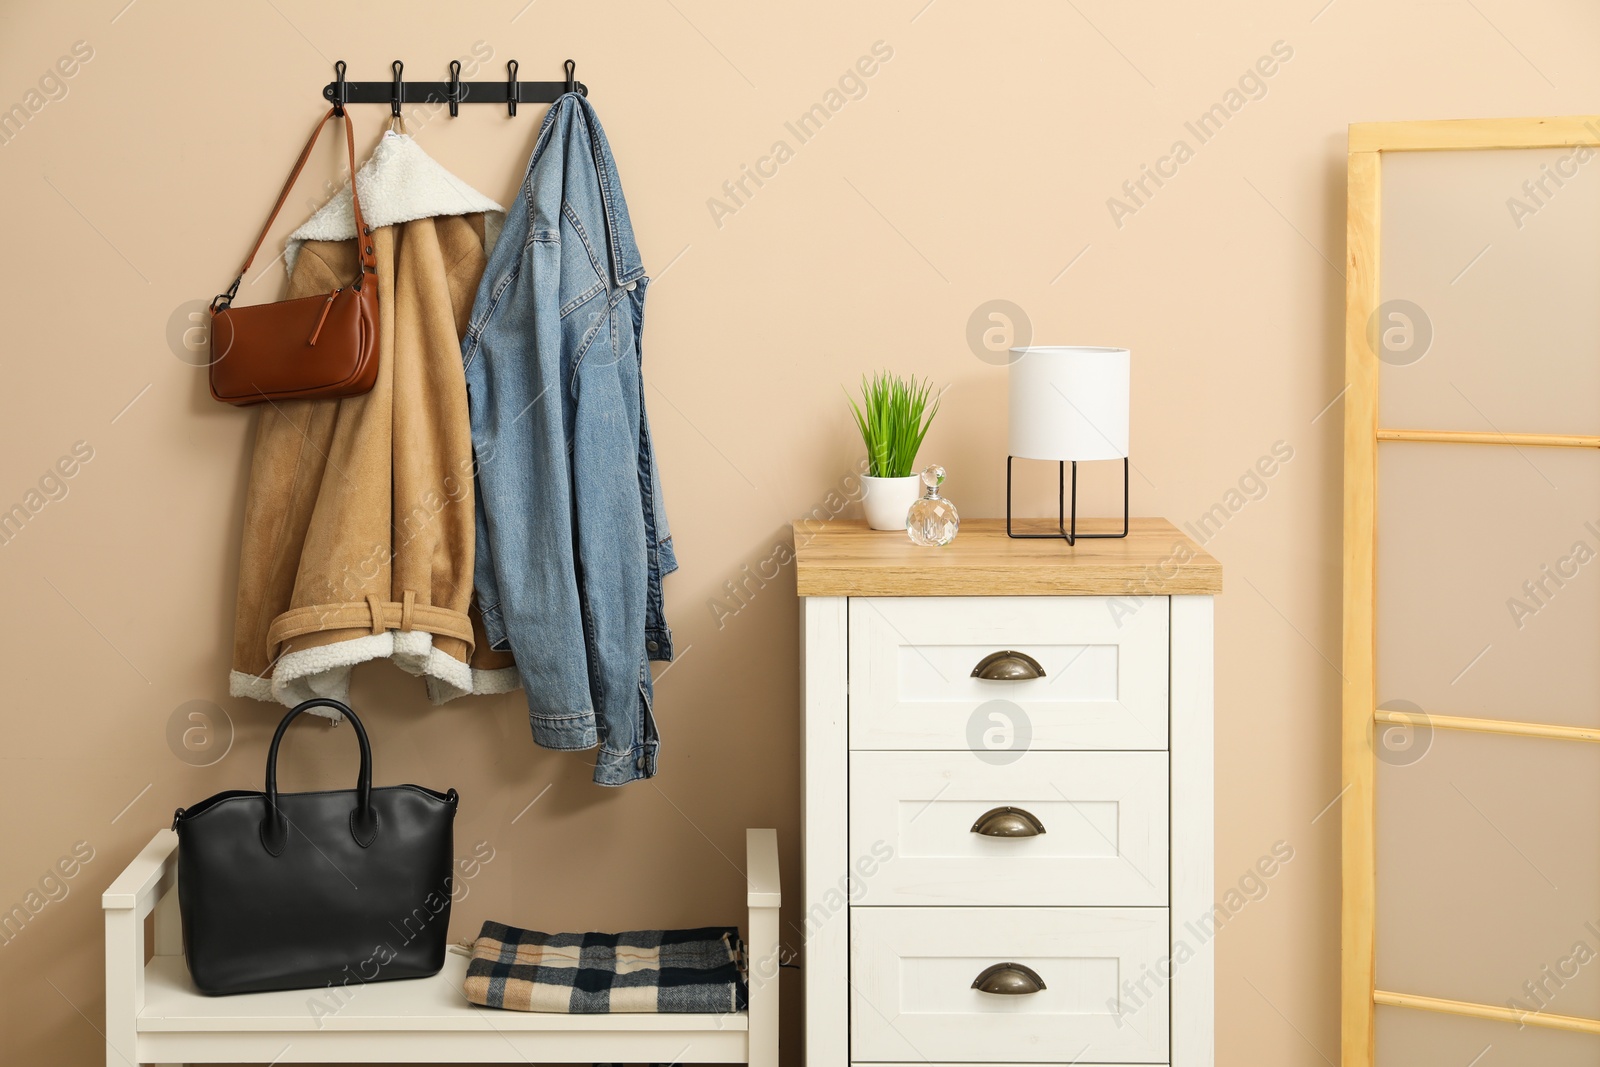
<box><xmin>567</xmin><ymin>290</ymin><xmax>641</xmax><ymax>394</ymax></box>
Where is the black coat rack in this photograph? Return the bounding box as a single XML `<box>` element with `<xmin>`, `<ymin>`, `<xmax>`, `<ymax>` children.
<box><xmin>322</xmin><ymin>59</ymin><xmax>587</xmax><ymax>118</ymax></box>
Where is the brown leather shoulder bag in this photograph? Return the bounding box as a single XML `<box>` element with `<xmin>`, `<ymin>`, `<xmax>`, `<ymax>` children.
<box><xmin>209</xmin><ymin>107</ymin><xmax>378</xmax><ymax>406</ymax></box>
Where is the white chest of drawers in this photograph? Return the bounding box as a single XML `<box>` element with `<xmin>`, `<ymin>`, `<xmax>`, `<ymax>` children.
<box><xmin>794</xmin><ymin>518</ymin><xmax>1221</xmax><ymax>1067</ymax></box>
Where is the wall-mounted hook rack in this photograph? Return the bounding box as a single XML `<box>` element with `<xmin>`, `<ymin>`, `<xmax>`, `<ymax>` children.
<box><xmin>321</xmin><ymin>58</ymin><xmax>586</xmax><ymax>116</ymax></box>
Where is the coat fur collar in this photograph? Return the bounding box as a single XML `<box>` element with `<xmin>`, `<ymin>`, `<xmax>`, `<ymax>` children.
<box><xmin>285</xmin><ymin>130</ymin><xmax>504</xmax><ymax>274</ymax></box>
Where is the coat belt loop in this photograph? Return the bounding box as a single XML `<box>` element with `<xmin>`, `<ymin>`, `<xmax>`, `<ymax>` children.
<box><xmin>365</xmin><ymin>595</ymin><xmax>386</xmax><ymax>635</ymax></box>
<box><xmin>400</xmin><ymin>590</ymin><xmax>416</xmax><ymax>632</ymax></box>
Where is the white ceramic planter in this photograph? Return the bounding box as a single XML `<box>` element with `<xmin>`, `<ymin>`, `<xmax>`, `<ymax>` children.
<box><xmin>861</xmin><ymin>474</ymin><xmax>922</xmax><ymax>531</ymax></box>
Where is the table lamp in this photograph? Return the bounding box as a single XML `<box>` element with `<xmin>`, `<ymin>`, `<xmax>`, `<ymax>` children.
<box><xmin>1006</xmin><ymin>345</ymin><xmax>1130</xmax><ymax>545</ymax></box>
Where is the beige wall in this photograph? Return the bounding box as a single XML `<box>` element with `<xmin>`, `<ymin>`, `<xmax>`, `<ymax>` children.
<box><xmin>1</xmin><ymin>0</ymin><xmax>1594</xmax><ymax>1062</ymax></box>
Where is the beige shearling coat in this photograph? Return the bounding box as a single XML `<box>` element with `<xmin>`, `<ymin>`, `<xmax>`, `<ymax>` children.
<box><xmin>230</xmin><ymin>130</ymin><xmax>516</xmax><ymax>706</ymax></box>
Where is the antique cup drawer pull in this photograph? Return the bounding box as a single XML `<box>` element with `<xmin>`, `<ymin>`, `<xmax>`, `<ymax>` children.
<box><xmin>972</xmin><ymin>962</ymin><xmax>1047</xmax><ymax>995</ymax></box>
<box><xmin>970</xmin><ymin>806</ymin><xmax>1047</xmax><ymax>837</ymax></box>
<box><xmin>971</xmin><ymin>650</ymin><xmax>1046</xmax><ymax>680</ymax></box>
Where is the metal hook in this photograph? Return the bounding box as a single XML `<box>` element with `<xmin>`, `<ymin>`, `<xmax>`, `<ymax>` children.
<box><xmin>564</xmin><ymin>58</ymin><xmax>576</xmax><ymax>95</ymax></box>
<box><xmin>506</xmin><ymin>59</ymin><xmax>519</xmax><ymax>116</ymax></box>
<box><xmin>391</xmin><ymin>59</ymin><xmax>404</xmax><ymax>117</ymax></box>
<box><xmin>331</xmin><ymin>59</ymin><xmax>348</xmax><ymax>115</ymax></box>
<box><xmin>448</xmin><ymin>59</ymin><xmax>461</xmax><ymax>117</ymax></box>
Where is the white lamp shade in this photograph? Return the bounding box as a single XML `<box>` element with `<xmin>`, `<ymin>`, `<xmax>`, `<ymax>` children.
<box><xmin>1007</xmin><ymin>346</ymin><xmax>1130</xmax><ymax>461</ymax></box>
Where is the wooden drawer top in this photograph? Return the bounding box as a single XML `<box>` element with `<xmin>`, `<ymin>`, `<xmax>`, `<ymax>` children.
<box><xmin>792</xmin><ymin>517</ymin><xmax>1221</xmax><ymax>597</ymax></box>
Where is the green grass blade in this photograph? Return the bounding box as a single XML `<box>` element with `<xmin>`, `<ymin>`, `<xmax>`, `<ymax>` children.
<box><xmin>846</xmin><ymin>370</ymin><xmax>944</xmax><ymax>479</ymax></box>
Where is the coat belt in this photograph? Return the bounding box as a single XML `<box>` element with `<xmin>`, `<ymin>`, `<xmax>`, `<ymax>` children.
<box><xmin>266</xmin><ymin>597</ymin><xmax>475</xmax><ymax>651</ymax></box>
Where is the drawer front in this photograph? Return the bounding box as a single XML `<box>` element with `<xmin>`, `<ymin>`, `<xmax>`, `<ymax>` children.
<box><xmin>848</xmin><ymin>596</ymin><xmax>1168</xmax><ymax>751</ymax></box>
<box><xmin>849</xmin><ymin>750</ymin><xmax>1168</xmax><ymax>906</ymax></box>
<box><xmin>850</xmin><ymin>907</ymin><xmax>1169</xmax><ymax>1063</ymax></box>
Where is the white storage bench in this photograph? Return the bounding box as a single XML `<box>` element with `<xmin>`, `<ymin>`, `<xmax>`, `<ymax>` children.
<box><xmin>103</xmin><ymin>827</ymin><xmax>781</xmax><ymax>1066</ymax></box>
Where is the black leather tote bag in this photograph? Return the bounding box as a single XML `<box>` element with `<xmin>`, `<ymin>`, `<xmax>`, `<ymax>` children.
<box><xmin>172</xmin><ymin>698</ymin><xmax>458</xmax><ymax>995</ymax></box>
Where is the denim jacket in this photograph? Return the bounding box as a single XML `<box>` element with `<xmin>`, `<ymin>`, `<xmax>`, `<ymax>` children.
<box><xmin>462</xmin><ymin>93</ymin><xmax>677</xmax><ymax>786</ymax></box>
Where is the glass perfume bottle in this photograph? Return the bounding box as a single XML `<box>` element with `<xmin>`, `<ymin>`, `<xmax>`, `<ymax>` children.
<box><xmin>906</xmin><ymin>464</ymin><xmax>960</xmax><ymax>546</ymax></box>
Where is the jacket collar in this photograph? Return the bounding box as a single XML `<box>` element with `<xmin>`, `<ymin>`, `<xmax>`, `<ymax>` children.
<box><xmin>285</xmin><ymin>131</ymin><xmax>505</xmax><ymax>275</ymax></box>
<box><xmin>529</xmin><ymin>94</ymin><xmax>646</xmax><ymax>289</ymax></box>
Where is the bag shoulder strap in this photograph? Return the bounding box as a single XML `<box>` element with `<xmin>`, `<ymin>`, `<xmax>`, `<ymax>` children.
<box><xmin>211</xmin><ymin>107</ymin><xmax>376</xmax><ymax>312</ymax></box>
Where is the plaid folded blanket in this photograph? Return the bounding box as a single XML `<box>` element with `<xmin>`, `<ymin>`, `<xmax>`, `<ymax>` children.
<box><xmin>462</xmin><ymin>921</ymin><xmax>748</xmax><ymax>1013</ymax></box>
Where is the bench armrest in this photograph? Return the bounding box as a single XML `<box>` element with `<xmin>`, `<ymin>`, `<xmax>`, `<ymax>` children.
<box><xmin>745</xmin><ymin>828</ymin><xmax>780</xmax><ymax>909</ymax></box>
<box><xmin>102</xmin><ymin>829</ymin><xmax>178</xmax><ymax>913</ymax></box>
<box><xmin>105</xmin><ymin>830</ymin><xmax>181</xmax><ymax>1062</ymax></box>
<box><xmin>744</xmin><ymin>828</ymin><xmax>780</xmax><ymax>1067</ymax></box>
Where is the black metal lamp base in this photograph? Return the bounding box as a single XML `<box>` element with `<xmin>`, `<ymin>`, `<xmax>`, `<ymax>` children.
<box><xmin>1004</xmin><ymin>456</ymin><xmax>1130</xmax><ymax>546</ymax></box>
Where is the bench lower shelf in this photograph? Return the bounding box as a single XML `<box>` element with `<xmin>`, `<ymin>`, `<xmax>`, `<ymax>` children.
<box><xmin>105</xmin><ymin>828</ymin><xmax>779</xmax><ymax>1066</ymax></box>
